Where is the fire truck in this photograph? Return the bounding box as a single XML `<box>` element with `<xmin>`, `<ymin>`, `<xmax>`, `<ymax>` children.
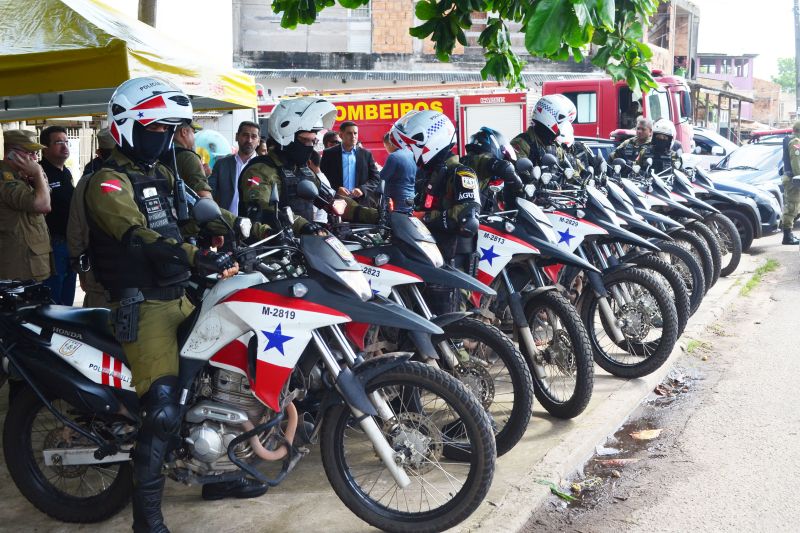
<box><xmin>258</xmin><ymin>88</ymin><xmax>528</xmax><ymax>165</ymax></box>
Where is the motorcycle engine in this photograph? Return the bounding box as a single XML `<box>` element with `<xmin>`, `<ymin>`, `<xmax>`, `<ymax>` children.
<box><xmin>183</xmin><ymin>369</ymin><xmax>269</xmax><ymax>473</ymax></box>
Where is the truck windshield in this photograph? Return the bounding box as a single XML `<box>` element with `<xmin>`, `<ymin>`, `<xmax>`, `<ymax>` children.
<box><xmin>647</xmin><ymin>90</ymin><xmax>671</xmax><ymax>122</ymax></box>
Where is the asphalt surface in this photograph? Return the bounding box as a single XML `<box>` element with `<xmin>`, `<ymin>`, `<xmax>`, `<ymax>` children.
<box><xmin>0</xmin><ymin>233</ymin><xmax>789</xmax><ymax>532</ymax></box>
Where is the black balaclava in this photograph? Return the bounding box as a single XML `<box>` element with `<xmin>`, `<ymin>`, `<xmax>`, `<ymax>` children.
<box><xmin>121</xmin><ymin>121</ymin><xmax>175</xmax><ymax>166</ymax></box>
<box><xmin>652</xmin><ymin>133</ymin><xmax>672</xmax><ymax>153</ymax></box>
<box><xmin>282</xmin><ymin>132</ymin><xmax>316</xmax><ymax>167</ymax></box>
<box><xmin>533</xmin><ymin>121</ymin><xmax>558</xmax><ymax>146</ymax></box>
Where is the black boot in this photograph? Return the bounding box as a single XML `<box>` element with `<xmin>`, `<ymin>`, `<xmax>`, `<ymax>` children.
<box><xmin>132</xmin><ymin>377</ymin><xmax>180</xmax><ymax>533</ymax></box>
<box><xmin>201</xmin><ymin>478</ymin><xmax>268</xmax><ymax>501</ymax></box>
<box><xmin>783</xmin><ymin>229</ymin><xmax>799</xmax><ymax>245</ymax></box>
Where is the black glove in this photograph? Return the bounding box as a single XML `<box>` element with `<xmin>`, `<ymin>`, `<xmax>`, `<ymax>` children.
<box><xmin>299</xmin><ymin>221</ymin><xmax>325</xmax><ymax>235</ymax></box>
<box><xmin>195</xmin><ymin>250</ymin><xmax>236</xmax><ymax>277</ymax></box>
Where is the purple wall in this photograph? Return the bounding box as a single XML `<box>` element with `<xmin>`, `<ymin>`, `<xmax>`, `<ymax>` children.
<box><xmin>698</xmin><ymin>55</ymin><xmax>755</xmax><ymax>120</ymax></box>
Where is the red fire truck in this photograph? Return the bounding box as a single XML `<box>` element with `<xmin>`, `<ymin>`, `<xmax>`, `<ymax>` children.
<box><xmin>258</xmin><ymin>90</ymin><xmax>527</xmax><ymax>165</ymax></box>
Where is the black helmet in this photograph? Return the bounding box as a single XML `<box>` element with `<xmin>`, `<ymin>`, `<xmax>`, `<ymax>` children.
<box><xmin>466</xmin><ymin>127</ymin><xmax>514</xmax><ymax>161</ymax></box>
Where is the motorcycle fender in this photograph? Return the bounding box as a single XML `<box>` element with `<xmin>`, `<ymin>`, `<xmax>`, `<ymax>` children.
<box><xmin>618</xmin><ymin>248</ymin><xmax>652</xmax><ymax>264</ymax></box>
<box><xmin>520</xmin><ymin>286</ymin><xmax>559</xmax><ymax>316</ymax></box>
<box><xmin>408</xmin><ymin>330</ymin><xmax>438</xmax><ymax>360</ymax></box>
<box><xmin>602</xmin><ymin>223</ymin><xmax>662</xmax><ymax>252</ymax></box>
<box><xmin>394</xmin><ymin>256</ymin><xmax>496</xmax><ymax>296</ymax></box>
<box><xmin>706</xmin><ymin>189</ymin><xmax>743</xmax><ymax>206</ymax></box>
<box><xmin>602</xmin><ymin>262</ymin><xmax>637</xmax><ymax>278</ymax></box>
<box><xmin>430</xmin><ymin>311</ymin><xmax>474</xmax><ymax>328</ymax></box>
<box><xmin>8</xmin><ymin>345</ymin><xmax>138</xmax><ymax>418</ymax></box>
<box><xmin>586</xmin><ymin>269</ymin><xmax>609</xmax><ymax>298</ymax></box>
<box><xmin>684</xmin><ymin>195</ymin><xmax>721</xmax><ymax>214</ymax></box>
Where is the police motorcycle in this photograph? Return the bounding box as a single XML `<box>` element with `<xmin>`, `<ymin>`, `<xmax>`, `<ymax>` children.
<box><xmin>583</xmin><ymin>156</ymin><xmax>692</xmax><ymax>337</ymax></box>
<box><xmin>523</xmin><ymin>153</ymin><xmax>680</xmax><ymax>379</ymax></box>
<box><xmin>310</xmin><ymin>180</ymin><xmax>533</xmax><ymax>457</ymax></box>
<box><xmin>469</xmin><ymin>157</ymin><xmax>597</xmax><ymax>420</ymax></box>
<box><xmin>618</xmin><ymin>157</ymin><xmax>722</xmax><ymax>295</ymax></box>
<box><xmin>679</xmin><ymin>163</ymin><xmax>744</xmax><ymax>277</ymax></box>
<box><xmin>0</xmin><ymin>191</ymin><xmax>497</xmax><ymax>533</ymax></box>
<box><xmin>605</xmin><ymin>160</ymin><xmax>708</xmax><ymax>316</ymax></box>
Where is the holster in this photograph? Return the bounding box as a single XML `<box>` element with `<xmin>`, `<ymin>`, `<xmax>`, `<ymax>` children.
<box><xmin>112</xmin><ymin>290</ymin><xmax>144</xmax><ymax>343</ymax></box>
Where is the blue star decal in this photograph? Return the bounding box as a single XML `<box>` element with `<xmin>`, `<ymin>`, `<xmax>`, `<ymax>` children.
<box><xmin>557</xmin><ymin>228</ymin><xmax>575</xmax><ymax>245</ymax></box>
<box><xmin>137</xmin><ymin>111</ymin><xmax>144</xmax><ymax>118</ymax></box>
<box><xmin>479</xmin><ymin>245</ymin><xmax>500</xmax><ymax>266</ymax></box>
<box><xmin>262</xmin><ymin>324</ymin><xmax>293</xmax><ymax>356</ymax></box>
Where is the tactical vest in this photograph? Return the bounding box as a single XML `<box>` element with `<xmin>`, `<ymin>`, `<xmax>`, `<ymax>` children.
<box><xmin>648</xmin><ymin>147</ymin><xmax>674</xmax><ymax>174</ymax></box>
<box><xmin>87</xmin><ymin>162</ymin><xmax>184</xmax><ymax>291</ymax></box>
<box><xmin>240</xmin><ymin>155</ymin><xmax>316</xmax><ymax>222</ymax></box>
<box><xmin>513</xmin><ymin>130</ymin><xmax>548</xmax><ymax>166</ymax></box>
<box><xmin>616</xmin><ymin>139</ymin><xmax>645</xmax><ymax>163</ymax></box>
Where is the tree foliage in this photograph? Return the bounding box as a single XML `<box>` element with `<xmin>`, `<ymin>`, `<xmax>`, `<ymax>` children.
<box><xmin>772</xmin><ymin>57</ymin><xmax>796</xmax><ymax>93</ymax></box>
<box><xmin>271</xmin><ymin>0</ymin><xmax>662</xmax><ymax>92</ymax></box>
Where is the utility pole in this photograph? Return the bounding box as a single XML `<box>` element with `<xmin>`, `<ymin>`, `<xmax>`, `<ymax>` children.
<box><xmin>795</xmin><ymin>0</ymin><xmax>800</xmax><ymax>114</ymax></box>
<box><xmin>138</xmin><ymin>0</ymin><xmax>157</xmax><ymax>27</ymax></box>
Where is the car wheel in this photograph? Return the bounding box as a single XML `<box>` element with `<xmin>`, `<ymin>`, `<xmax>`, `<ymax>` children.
<box><xmin>721</xmin><ymin>209</ymin><xmax>755</xmax><ymax>252</ymax></box>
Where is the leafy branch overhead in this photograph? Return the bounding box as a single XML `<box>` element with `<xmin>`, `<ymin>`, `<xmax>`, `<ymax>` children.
<box><xmin>271</xmin><ymin>0</ymin><xmax>662</xmax><ymax>91</ymax></box>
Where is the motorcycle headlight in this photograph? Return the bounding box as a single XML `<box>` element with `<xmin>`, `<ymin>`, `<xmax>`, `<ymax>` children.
<box><xmin>417</xmin><ymin>240</ymin><xmax>444</xmax><ymax>267</ymax></box>
<box><xmin>334</xmin><ymin>269</ymin><xmax>372</xmax><ymax>301</ymax></box>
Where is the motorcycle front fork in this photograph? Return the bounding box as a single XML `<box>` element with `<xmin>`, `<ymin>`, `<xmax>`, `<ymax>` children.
<box><xmin>311</xmin><ymin>327</ymin><xmax>412</xmax><ymax>489</ymax></box>
<box><xmin>580</xmin><ymin>243</ymin><xmax>630</xmax><ymax>343</ymax></box>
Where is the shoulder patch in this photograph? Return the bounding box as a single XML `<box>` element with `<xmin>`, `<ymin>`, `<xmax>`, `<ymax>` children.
<box><xmin>3</xmin><ymin>171</ymin><xmax>14</xmax><ymax>181</ymax></box>
<box><xmin>247</xmin><ymin>176</ymin><xmax>262</xmax><ymax>187</ymax></box>
<box><xmin>456</xmin><ymin>169</ymin><xmax>478</xmax><ymax>189</ymax></box>
<box><xmin>100</xmin><ymin>179</ymin><xmax>123</xmax><ymax>194</ymax></box>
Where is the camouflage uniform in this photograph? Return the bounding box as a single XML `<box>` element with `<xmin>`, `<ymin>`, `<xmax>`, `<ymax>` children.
<box><xmin>609</xmin><ymin>137</ymin><xmax>650</xmax><ymax>164</ymax></box>
<box><xmin>782</xmin><ymin>133</ymin><xmax>800</xmax><ymax>232</ymax></box>
<box><xmin>511</xmin><ymin>127</ymin><xmax>565</xmax><ymax>166</ymax></box>
<box><xmin>173</xmin><ymin>147</ymin><xmax>212</xmax><ymax>196</ymax></box>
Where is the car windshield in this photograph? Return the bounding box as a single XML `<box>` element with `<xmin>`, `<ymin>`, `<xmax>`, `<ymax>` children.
<box><xmin>714</xmin><ymin>143</ymin><xmax>782</xmax><ymax>171</ymax></box>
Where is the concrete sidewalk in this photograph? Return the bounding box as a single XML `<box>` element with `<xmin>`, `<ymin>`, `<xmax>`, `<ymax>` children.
<box><xmin>0</xmin><ymin>244</ymin><xmax>764</xmax><ymax>533</ymax></box>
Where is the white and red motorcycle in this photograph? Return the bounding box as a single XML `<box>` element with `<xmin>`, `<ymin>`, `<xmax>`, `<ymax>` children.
<box><xmin>0</xmin><ymin>200</ymin><xmax>496</xmax><ymax>533</ymax></box>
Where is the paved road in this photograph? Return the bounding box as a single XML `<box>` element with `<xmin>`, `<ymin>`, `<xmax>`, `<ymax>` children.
<box><xmin>526</xmin><ymin>234</ymin><xmax>800</xmax><ymax>532</ymax></box>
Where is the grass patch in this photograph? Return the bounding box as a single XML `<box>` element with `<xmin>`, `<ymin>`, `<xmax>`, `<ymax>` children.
<box><xmin>686</xmin><ymin>339</ymin><xmax>711</xmax><ymax>354</ymax></box>
<box><xmin>739</xmin><ymin>259</ymin><xmax>780</xmax><ymax>296</ymax></box>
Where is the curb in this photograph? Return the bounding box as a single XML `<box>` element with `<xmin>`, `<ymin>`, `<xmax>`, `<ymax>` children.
<box><xmin>459</xmin><ymin>252</ymin><xmax>756</xmax><ymax>533</ymax></box>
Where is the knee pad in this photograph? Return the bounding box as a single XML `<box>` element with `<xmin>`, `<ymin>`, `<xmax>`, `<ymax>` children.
<box><xmin>140</xmin><ymin>376</ymin><xmax>181</xmax><ymax>440</ymax></box>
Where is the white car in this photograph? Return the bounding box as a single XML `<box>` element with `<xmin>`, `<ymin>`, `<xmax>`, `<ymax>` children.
<box><xmin>683</xmin><ymin>127</ymin><xmax>740</xmax><ymax>170</ymax></box>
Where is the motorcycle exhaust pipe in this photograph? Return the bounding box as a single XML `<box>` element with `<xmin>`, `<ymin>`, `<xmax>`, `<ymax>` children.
<box><xmin>243</xmin><ymin>402</ymin><xmax>299</xmax><ymax>462</ymax></box>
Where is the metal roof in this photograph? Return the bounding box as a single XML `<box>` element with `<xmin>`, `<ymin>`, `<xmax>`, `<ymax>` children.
<box><xmin>240</xmin><ymin>68</ymin><xmax>604</xmax><ymax>85</ymax></box>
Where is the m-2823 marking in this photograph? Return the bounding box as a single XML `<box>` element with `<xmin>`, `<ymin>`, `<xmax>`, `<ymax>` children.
<box><xmin>559</xmin><ymin>216</ymin><xmax>579</xmax><ymax>227</ymax></box>
<box><xmin>261</xmin><ymin>306</ymin><xmax>296</xmax><ymax>320</ymax></box>
<box><xmin>362</xmin><ymin>266</ymin><xmax>381</xmax><ymax>278</ymax></box>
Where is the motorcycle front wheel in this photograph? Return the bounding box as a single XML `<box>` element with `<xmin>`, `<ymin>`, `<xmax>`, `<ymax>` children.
<box><xmin>3</xmin><ymin>386</ymin><xmax>133</xmax><ymax>523</ymax></box>
<box><xmin>320</xmin><ymin>361</ymin><xmax>495</xmax><ymax>533</ymax></box>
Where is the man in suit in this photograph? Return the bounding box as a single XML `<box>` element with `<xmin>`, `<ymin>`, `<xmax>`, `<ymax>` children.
<box><xmin>320</xmin><ymin>121</ymin><xmax>380</xmax><ymax>206</ymax></box>
<box><xmin>208</xmin><ymin>121</ymin><xmax>259</xmax><ymax>215</ymax></box>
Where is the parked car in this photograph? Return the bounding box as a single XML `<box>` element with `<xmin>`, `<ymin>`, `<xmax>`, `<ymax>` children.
<box><xmin>685</xmin><ymin>127</ymin><xmax>739</xmax><ymax>170</ymax></box>
<box><xmin>705</xmin><ymin>176</ymin><xmax>781</xmax><ymax>250</ymax></box>
<box><xmin>748</xmin><ymin>128</ymin><xmax>791</xmax><ymax>144</ymax></box>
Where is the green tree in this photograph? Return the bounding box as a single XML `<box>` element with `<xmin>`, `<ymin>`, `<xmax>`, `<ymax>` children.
<box><xmin>270</xmin><ymin>0</ymin><xmax>662</xmax><ymax>92</ymax></box>
<box><xmin>772</xmin><ymin>57</ymin><xmax>796</xmax><ymax>93</ymax></box>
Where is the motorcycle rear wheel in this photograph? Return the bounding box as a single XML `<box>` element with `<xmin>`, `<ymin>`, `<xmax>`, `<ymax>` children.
<box><xmin>3</xmin><ymin>386</ymin><xmax>132</xmax><ymax>523</ymax></box>
<box><xmin>320</xmin><ymin>361</ymin><xmax>495</xmax><ymax>533</ymax></box>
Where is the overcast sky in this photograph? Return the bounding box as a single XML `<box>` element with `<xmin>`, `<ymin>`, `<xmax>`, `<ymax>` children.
<box><xmin>691</xmin><ymin>0</ymin><xmax>794</xmax><ymax>80</ymax></box>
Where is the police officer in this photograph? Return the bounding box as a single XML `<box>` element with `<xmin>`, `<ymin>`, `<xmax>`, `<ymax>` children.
<box><xmin>780</xmin><ymin>120</ymin><xmax>800</xmax><ymax>245</ymax></box>
<box><xmin>238</xmin><ymin>97</ymin><xmax>335</xmax><ymax>233</ymax></box>
<box><xmin>511</xmin><ymin>95</ymin><xmax>575</xmax><ymax>166</ymax></box>
<box><xmin>0</xmin><ymin>129</ymin><xmax>52</xmax><ymax>282</ymax></box>
<box><xmin>85</xmin><ymin>77</ymin><xmax>260</xmax><ymax>533</ymax></box>
<box><xmin>609</xmin><ymin>116</ymin><xmax>653</xmax><ymax>165</ymax></box>
<box><xmin>461</xmin><ymin>127</ymin><xmax>524</xmax><ymax>212</ymax></box>
<box><xmin>160</xmin><ymin>121</ymin><xmax>213</xmax><ymax>198</ymax></box>
<box><xmin>646</xmin><ymin>118</ymin><xmax>680</xmax><ymax>174</ymax></box>
<box><xmin>390</xmin><ymin>110</ymin><xmax>481</xmax><ymax>313</ymax></box>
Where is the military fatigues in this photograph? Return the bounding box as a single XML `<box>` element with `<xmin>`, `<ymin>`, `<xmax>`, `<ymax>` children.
<box><xmin>237</xmin><ymin>149</ymin><xmax>317</xmax><ymax>232</ymax></box>
<box><xmin>163</xmin><ymin>146</ymin><xmax>212</xmax><ymax>197</ymax></box>
<box><xmin>782</xmin><ymin>134</ymin><xmax>800</xmax><ymax>231</ymax></box>
<box><xmin>609</xmin><ymin>137</ymin><xmax>649</xmax><ymax>164</ymax></box>
<box><xmin>0</xmin><ymin>161</ymin><xmax>53</xmax><ymax>281</ymax></box>
<box><xmin>511</xmin><ymin>127</ymin><xmax>565</xmax><ymax>166</ymax></box>
<box><xmin>85</xmin><ymin>150</ymin><xmax>200</xmax><ymax>396</ymax></box>
<box><xmin>461</xmin><ymin>151</ymin><xmax>522</xmax><ymax>213</ymax></box>
<box><xmin>67</xmin><ymin>172</ymin><xmax>108</xmax><ymax>308</ymax></box>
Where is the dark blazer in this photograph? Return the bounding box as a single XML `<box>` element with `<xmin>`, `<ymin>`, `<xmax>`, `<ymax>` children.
<box><xmin>320</xmin><ymin>145</ymin><xmax>381</xmax><ymax>205</ymax></box>
<box><xmin>208</xmin><ymin>154</ymin><xmax>238</xmax><ymax>212</ymax></box>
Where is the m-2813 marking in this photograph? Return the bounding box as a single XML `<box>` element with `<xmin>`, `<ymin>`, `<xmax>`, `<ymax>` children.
<box><xmin>483</xmin><ymin>232</ymin><xmax>505</xmax><ymax>244</ymax></box>
<box><xmin>261</xmin><ymin>307</ymin><xmax>296</xmax><ymax>320</ymax></box>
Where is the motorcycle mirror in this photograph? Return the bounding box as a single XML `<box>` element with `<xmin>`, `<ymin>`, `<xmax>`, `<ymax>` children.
<box><xmin>541</xmin><ymin>153</ymin><xmax>559</xmax><ymax>167</ymax></box>
<box><xmin>541</xmin><ymin>172</ymin><xmax>552</xmax><ymax>185</ymax></box>
<box><xmin>632</xmin><ymin>164</ymin><xmax>641</xmax><ymax>174</ymax></box>
<box><xmin>673</xmin><ymin>159</ymin><xmax>682</xmax><ymax>169</ymax></box>
<box><xmin>192</xmin><ymin>197</ymin><xmax>223</xmax><ymax>224</ymax></box>
<box><xmin>588</xmin><ymin>166</ymin><xmax>595</xmax><ymax>176</ymax></box>
<box><xmin>524</xmin><ymin>183</ymin><xmax>536</xmax><ymax>197</ymax></box>
<box><xmin>564</xmin><ymin>167</ymin><xmax>575</xmax><ymax>180</ymax></box>
<box><xmin>588</xmin><ymin>178</ymin><xmax>596</xmax><ymax>187</ymax></box>
<box><xmin>237</xmin><ymin>217</ymin><xmax>252</xmax><ymax>239</ymax></box>
<box><xmin>296</xmin><ymin>179</ymin><xmax>319</xmax><ymax>200</ymax></box>
<box><xmin>533</xmin><ymin>166</ymin><xmax>542</xmax><ymax>179</ymax></box>
<box><xmin>332</xmin><ymin>198</ymin><xmax>347</xmax><ymax>216</ymax></box>
<box><xmin>613</xmin><ymin>164</ymin><xmax>622</xmax><ymax>174</ymax></box>
<box><xmin>601</xmin><ymin>161</ymin><xmax>608</xmax><ymax>173</ymax></box>
<box><xmin>646</xmin><ymin>157</ymin><xmax>653</xmax><ymax>166</ymax></box>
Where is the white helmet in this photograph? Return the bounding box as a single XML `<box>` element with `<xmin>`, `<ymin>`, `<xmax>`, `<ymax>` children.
<box><xmin>550</xmin><ymin>94</ymin><xmax>577</xmax><ymax>124</ymax></box>
<box><xmin>652</xmin><ymin>118</ymin><xmax>676</xmax><ymax>139</ymax></box>
<box><xmin>390</xmin><ymin>110</ymin><xmax>456</xmax><ymax>166</ymax></box>
<box><xmin>107</xmin><ymin>77</ymin><xmax>193</xmax><ymax>149</ymax></box>
<box><xmin>556</xmin><ymin>120</ymin><xmax>575</xmax><ymax>148</ymax></box>
<box><xmin>531</xmin><ymin>95</ymin><xmax>575</xmax><ymax>134</ymax></box>
<box><xmin>267</xmin><ymin>97</ymin><xmax>337</xmax><ymax>147</ymax></box>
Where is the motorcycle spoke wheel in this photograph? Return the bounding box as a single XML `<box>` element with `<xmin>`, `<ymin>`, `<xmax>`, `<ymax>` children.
<box><xmin>320</xmin><ymin>362</ymin><xmax>495</xmax><ymax>533</ymax></box>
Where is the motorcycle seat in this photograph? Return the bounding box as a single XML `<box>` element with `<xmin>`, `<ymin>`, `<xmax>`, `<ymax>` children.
<box><xmin>32</xmin><ymin>305</ymin><xmax>127</xmax><ymax>365</ymax></box>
